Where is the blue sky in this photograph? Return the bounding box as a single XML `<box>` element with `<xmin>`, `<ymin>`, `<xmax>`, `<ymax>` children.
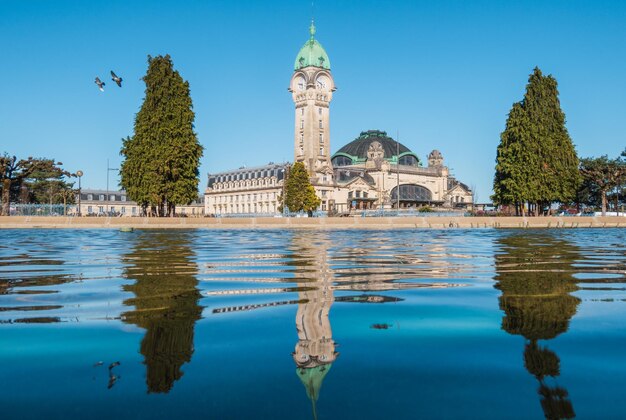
<box><xmin>1</xmin><ymin>0</ymin><xmax>625</xmax><ymax>201</ymax></box>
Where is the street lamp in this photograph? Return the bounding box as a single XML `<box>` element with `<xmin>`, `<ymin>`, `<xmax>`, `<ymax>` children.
<box><xmin>281</xmin><ymin>168</ymin><xmax>286</xmax><ymax>216</ymax></box>
<box><xmin>76</xmin><ymin>170</ymin><xmax>83</xmax><ymax>216</ymax></box>
<box><xmin>106</xmin><ymin>159</ymin><xmax>118</xmax><ymax>215</ymax></box>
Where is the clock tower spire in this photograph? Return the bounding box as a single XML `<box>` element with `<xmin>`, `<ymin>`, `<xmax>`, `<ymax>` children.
<box><xmin>289</xmin><ymin>21</ymin><xmax>335</xmax><ymax>183</ymax></box>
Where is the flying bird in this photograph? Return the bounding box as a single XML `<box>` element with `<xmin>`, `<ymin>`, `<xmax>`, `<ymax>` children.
<box><xmin>110</xmin><ymin>71</ymin><xmax>123</xmax><ymax>87</ymax></box>
<box><xmin>95</xmin><ymin>77</ymin><xmax>105</xmax><ymax>91</ymax></box>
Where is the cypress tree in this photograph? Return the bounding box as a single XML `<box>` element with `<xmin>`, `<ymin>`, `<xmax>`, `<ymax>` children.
<box><xmin>120</xmin><ymin>55</ymin><xmax>203</xmax><ymax>216</ymax></box>
<box><xmin>282</xmin><ymin>162</ymin><xmax>321</xmax><ymax>215</ymax></box>
<box><xmin>493</xmin><ymin>68</ymin><xmax>579</xmax><ymax>215</ymax></box>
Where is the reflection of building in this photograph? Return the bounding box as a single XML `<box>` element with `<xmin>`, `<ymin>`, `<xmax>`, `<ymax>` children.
<box><xmin>495</xmin><ymin>233</ymin><xmax>579</xmax><ymax>419</ymax></box>
<box><xmin>204</xmin><ymin>21</ymin><xmax>472</xmax><ymax>215</ymax></box>
<box><xmin>122</xmin><ymin>232</ymin><xmax>202</xmax><ymax>393</ymax></box>
<box><xmin>290</xmin><ymin>234</ymin><xmax>337</xmax><ymax>420</ymax></box>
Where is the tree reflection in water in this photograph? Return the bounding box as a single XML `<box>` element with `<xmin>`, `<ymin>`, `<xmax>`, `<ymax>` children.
<box><xmin>122</xmin><ymin>232</ymin><xmax>202</xmax><ymax>394</ymax></box>
<box><xmin>495</xmin><ymin>233</ymin><xmax>579</xmax><ymax>419</ymax></box>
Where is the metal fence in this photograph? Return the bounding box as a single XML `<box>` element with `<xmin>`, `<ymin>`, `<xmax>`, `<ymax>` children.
<box><xmin>359</xmin><ymin>209</ymin><xmax>470</xmax><ymax>217</ymax></box>
<box><xmin>6</xmin><ymin>204</ymin><xmax>76</xmax><ymax>216</ymax></box>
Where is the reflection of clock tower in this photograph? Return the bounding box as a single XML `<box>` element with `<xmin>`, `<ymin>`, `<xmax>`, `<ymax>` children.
<box><xmin>289</xmin><ymin>21</ymin><xmax>335</xmax><ymax>182</ymax></box>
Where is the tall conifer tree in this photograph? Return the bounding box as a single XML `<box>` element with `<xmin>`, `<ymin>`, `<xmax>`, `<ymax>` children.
<box><xmin>493</xmin><ymin>68</ymin><xmax>579</xmax><ymax>215</ymax></box>
<box><xmin>120</xmin><ymin>55</ymin><xmax>203</xmax><ymax>216</ymax></box>
<box><xmin>282</xmin><ymin>162</ymin><xmax>321</xmax><ymax>215</ymax></box>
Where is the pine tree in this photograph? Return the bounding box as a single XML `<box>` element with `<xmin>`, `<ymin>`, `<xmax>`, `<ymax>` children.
<box><xmin>120</xmin><ymin>55</ymin><xmax>203</xmax><ymax>216</ymax></box>
<box><xmin>282</xmin><ymin>162</ymin><xmax>321</xmax><ymax>215</ymax></box>
<box><xmin>1</xmin><ymin>154</ymin><xmax>71</xmax><ymax>215</ymax></box>
<box><xmin>579</xmin><ymin>155</ymin><xmax>626</xmax><ymax>215</ymax></box>
<box><xmin>493</xmin><ymin>68</ymin><xmax>580</xmax><ymax>215</ymax></box>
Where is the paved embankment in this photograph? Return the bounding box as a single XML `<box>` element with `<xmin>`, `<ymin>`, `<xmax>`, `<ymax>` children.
<box><xmin>1</xmin><ymin>215</ymin><xmax>625</xmax><ymax>229</ymax></box>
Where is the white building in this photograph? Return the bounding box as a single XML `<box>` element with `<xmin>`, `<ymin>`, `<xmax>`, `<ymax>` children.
<box><xmin>204</xmin><ymin>21</ymin><xmax>472</xmax><ymax>216</ymax></box>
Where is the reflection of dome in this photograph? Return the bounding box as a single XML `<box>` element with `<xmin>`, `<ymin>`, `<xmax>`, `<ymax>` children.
<box><xmin>332</xmin><ymin>130</ymin><xmax>420</xmax><ymax>167</ymax></box>
<box><xmin>294</xmin><ymin>21</ymin><xmax>331</xmax><ymax>70</ymax></box>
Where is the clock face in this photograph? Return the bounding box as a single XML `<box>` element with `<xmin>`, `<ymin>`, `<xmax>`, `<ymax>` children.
<box><xmin>316</xmin><ymin>75</ymin><xmax>328</xmax><ymax>90</ymax></box>
<box><xmin>296</xmin><ymin>76</ymin><xmax>305</xmax><ymax>91</ymax></box>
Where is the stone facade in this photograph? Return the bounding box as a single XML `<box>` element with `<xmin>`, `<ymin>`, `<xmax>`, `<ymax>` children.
<box><xmin>204</xmin><ymin>163</ymin><xmax>287</xmax><ymax>215</ymax></box>
<box><xmin>203</xmin><ymin>22</ymin><xmax>473</xmax><ymax>216</ymax></box>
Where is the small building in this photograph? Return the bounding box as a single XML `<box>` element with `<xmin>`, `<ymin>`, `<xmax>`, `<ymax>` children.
<box><xmin>73</xmin><ymin>189</ymin><xmax>205</xmax><ymax>217</ymax></box>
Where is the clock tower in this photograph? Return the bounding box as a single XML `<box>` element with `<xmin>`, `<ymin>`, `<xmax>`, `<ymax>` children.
<box><xmin>289</xmin><ymin>21</ymin><xmax>335</xmax><ymax>183</ymax></box>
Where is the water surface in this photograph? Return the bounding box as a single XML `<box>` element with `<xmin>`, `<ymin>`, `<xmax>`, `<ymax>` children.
<box><xmin>1</xmin><ymin>228</ymin><xmax>625</xmax><ymax>419</ymax></box>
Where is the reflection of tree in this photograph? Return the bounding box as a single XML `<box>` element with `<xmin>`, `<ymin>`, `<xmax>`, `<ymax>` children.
<box><xmin>291</xmin><ymin>235</ymin><xmax>338</xmax><ymax>420</ymax></box>
<box><xmin>495</xmin><ymin>233</ymin><xmax>580</xmax><ymax>419</ymax></box>
<box><xmin>122</xmin><ymin>232</ymin><xmax>202</xmax><ymax>393</ymax></box>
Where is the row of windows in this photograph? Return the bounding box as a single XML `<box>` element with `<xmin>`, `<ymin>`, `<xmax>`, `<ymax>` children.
<box><xmin>84</xmin><ymin>194</ymin><xmax>127</xmax><ymax>202</ymax></box>
<box><xmin>299</xmin><ymin>108</ymin><xmax>324</xmax><ymax>116</ymax></box>
<box><xmin>300</xmin><ymin>119</ymin><xmax>324</xmax><ymax>129</ymax></box>
<box><xmin>214</xmin><ymin>178</ymin><xmax>279</xmax><ymax>190</ymax></box>
<box><xmin>87</xmin><ymin>205</ymin><xmax>135</xmax><ymax>215</ymax></box>
<box><xmin>213</xmin><ymin>192</ymin><xmax>278</xmax><ymax>203</ymax></box>
<box><xmin>348</xmin><ymin>191</ymin><xmax>369</xmax><ymax>199</ymax></box>
<box><xmin>212</xmin><ymin>169</ymin><xmax>283</xmax><ymax>183</ymax></box>
<box><xmin>297</xmin><ymin>147</ymin><xmax>326</xmax><ymax>156</ymax></box>
<box><xmin>213</xmin><ymin>202</ymin><xmax>279</xmax><ymax>214</ymax></box>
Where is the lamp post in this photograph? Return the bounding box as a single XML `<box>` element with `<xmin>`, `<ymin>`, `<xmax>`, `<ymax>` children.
<box><xmin>106</xmin><ymin>159</ymin><xmax>118</xmax><ymax>216</ymax></box>
<box><xmin>396</xmin><ymin>131</ymin><xmax>400</xmax><ymax>211</ymax></box>
<box><xmin>281</xmin><ymin>168</ymin><xmax>286</xmax><ymax>216</ymax></box>
<box><xmin>76</xmin><ymin>170</ymin><xmax>83</xmax><ymax>216</ymax></box>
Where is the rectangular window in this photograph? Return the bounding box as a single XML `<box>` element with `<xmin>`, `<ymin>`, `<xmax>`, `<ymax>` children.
<box><xmin>356</xmin><ymin>191</ymin><xmax>361</xmax><ymax>198</ymax></box>
<box><xmin>321</xmin><ymin>190</ymin><xmax>327</xmax><ymax>197</ymax></box>
<box><xmin>181</xmin><ymin>208</ymin><xmax>186</xmax><ymax>214</ymax></box>
<box><xmin>88</xmin><ymin>206</ymin><xmax>93</xmax><ymax>213</ymax></box>
<box><xmin>121</xmin><ymin>207</ymin><xmax>126</xmax><ymax>214</ymax></box>
<box><xmin>319</xmin><ymin>147</ymin><xmax>324</xmax><ymax>156</ymax></box>
<box><xmin>300</xmin><ymin>119</ymin><xmax>304</xmax><ymax>129</ymax></box>
<box><xmin>110</xmin><ymin>206</ymin><xmax>115</xmax><ymax>212</ymax></box>
<box><xmin>300</xmin><ymin>133</ymin><xmax>304</xmax><ymax>143</ymax></box>
<box><xmin>319</xmin><ymin>120</ymin><xmax>323</xmax><ymax>129</ymax></box>
<box><xmin>87</xmin><ymin>194</ymin><xmax>93</xmax><ymax>200</ymax></box>
<box><xmin>319</xmin><ymin>133</ymin><xmax>324</xmax><ymax>143</ymax></box>
<box><xmin>132</xmin><ymin>207</ymin><xmax>137</xmax><ymax>215</ymax></box>
<box><xmin>348</xmin><ymin>191</ymin><xmax>353</xmax><ymax>199</ymax></box>
<box><xmin>110</xmin><ymin>195</ymin><xmax>116</xmax><ymax>201</ymax></box>
<box><xmin>99</xmin><ymin>206</ymin><xmax>104</xmax><ymax>213</ymax></box>
<box><xmin>318</xmin><ymin>107</ymin><xmax>322</xmax><ymax>115</ymax></box>
<box><xmin>99</xmin><ymin>194</ymin><xmax>104</xmax><ymax>201</ymax></box>
<box><xmin>121</xmin><ymin>196</ymin><xmax>126</xmax><ymax>202</ymax></box>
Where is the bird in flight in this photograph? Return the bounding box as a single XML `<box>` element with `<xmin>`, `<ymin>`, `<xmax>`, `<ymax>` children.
<box><xmin>111</xmin><ymin>71</ymin><xmax>123</xmax><ymax>87</ymax></box>
<box><xmin>95</xmin><ymin>77</ymin><xmax>105</xmax><ymax>92</ymax></box>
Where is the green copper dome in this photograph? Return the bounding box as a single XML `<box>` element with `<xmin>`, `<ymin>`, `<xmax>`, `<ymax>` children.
<box><xmin>294</xmin><ymin>21</ymin><xmax>331</xmax><ymax>70</ymax></box>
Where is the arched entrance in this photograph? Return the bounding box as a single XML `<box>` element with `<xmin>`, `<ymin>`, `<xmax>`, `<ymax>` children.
<box><xmin>390</xmin><ymin>184</ymin><xmax>433</xmax><ymax>208</ymax></box>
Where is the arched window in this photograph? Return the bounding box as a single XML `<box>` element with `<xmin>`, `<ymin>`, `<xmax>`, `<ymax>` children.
<box><xmin>332</xmin><ymin>155</ymin><xmax>352</xmax><ymax>167</ymax></box>
<box><xmin>398</xmin><ymin>155</ymin><xmax>419</xmax><ymax>166</ymax></box>
<box><xmin>390</xmin><ymin>184</ymin><xmax>432</xmax><ymax>202</ymax></box>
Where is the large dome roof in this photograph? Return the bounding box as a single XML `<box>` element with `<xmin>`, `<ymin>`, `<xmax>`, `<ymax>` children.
<box><xmin>333</xmin><ymin>130</ymin><xmax>416</xmax><ymax>162</ymax></box>
<box><xmin>294</xmin><ymin>22</ymin><xmax>331</xmax><ymax>70</ymax></box>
